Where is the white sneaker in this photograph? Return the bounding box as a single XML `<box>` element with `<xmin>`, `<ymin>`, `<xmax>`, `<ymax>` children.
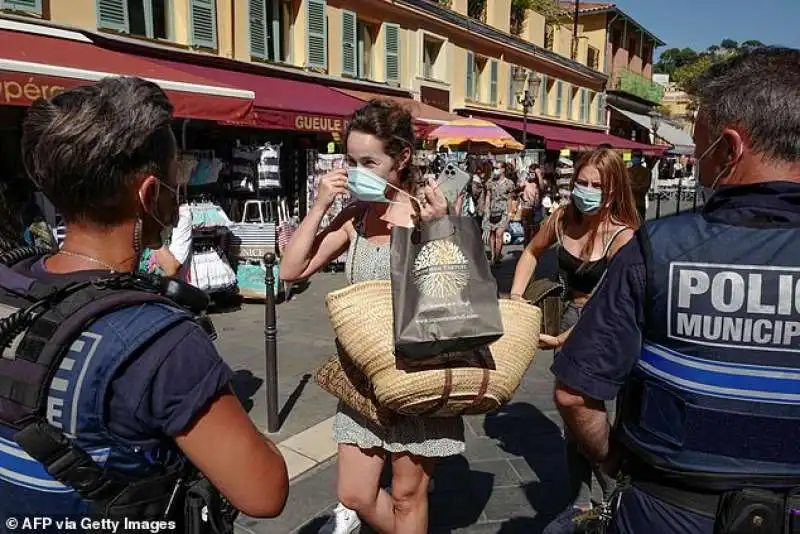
<box><xmin>319</xmin><ymin>503</ymin><xmax>360</xmax><ymax>534</ymax></box>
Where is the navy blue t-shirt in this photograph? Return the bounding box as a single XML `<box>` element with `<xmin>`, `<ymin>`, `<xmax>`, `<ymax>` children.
<box><xmin>29</xmin><ymin>260</ymin><xmax>234</xmax><ymax>441</ymax></box>
<box><xmin>550</xmin><ymin>181</ymin><xmax>800</xmax><ymax>534</ymax></box>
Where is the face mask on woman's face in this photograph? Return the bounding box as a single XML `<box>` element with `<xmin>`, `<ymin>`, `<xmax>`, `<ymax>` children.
<box><xmin>571</xmin><ymin>184</ymin><xmax>603</xmax><ymax>214</ymax></box>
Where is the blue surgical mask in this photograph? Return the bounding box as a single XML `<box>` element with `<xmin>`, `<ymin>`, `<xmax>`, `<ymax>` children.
<box><xmin>347</xmin><ymin>167</ymin><xmax>413</xmax><ymax>206</ymax></box>
<box><xmin>571</xmin><ymin>184</ymin><xmax>603</xmax><ymax>214</ymax></box>
<box><xmin>347</xmin><ymin>167</ymin><xmax>391</xmax><ymax>202</ymax></box>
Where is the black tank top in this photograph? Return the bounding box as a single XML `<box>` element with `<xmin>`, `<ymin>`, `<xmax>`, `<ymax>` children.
<box><xmin>556</xmin><ymin>220</ymin><xmax>628</xmax><ymax>296</ymax></box>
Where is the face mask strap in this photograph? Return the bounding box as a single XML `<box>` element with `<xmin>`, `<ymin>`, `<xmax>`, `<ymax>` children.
<box><xmin>383</xmin><ymin>180</ymin><xmax>422</xmax><ymax>211</ymax></box>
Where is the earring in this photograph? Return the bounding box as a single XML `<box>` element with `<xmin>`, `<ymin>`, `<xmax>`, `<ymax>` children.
<box><xmin>133</xmin><ymin>217</ymin><xmax>143</xmax><ymax>255</ymax></box>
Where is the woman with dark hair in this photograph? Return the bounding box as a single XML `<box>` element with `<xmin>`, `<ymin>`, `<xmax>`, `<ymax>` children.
<box><xmin>509</xmin><ymin>148</ymin><xmax>639</xmax><ymax>532</ymax></box>
<box><xmin>281</xmin><ymin>99</ymin><xmax>462</xmax><ymax>534</ymax></box>
<box><xmin>3</xmin><ymin>77</ymin><xmax>288</xmax><ymax>523</ymax></box>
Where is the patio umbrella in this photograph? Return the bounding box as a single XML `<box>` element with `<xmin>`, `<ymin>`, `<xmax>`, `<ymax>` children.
<box><xmin>427</xmin><ymin>118</ymin><xmax>524</xmax><ymax>154</ymax></box>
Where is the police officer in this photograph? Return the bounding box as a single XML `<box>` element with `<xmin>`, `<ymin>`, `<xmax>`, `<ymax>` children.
<box><xmin>550</xmin><ymin>47</ymin><xmax>800</xmax><ymax>534</ymax></box>
<box><xmin>0</xmin><ymin>77</ymin><xmax>288</xmax><ymax>529</ymax></box>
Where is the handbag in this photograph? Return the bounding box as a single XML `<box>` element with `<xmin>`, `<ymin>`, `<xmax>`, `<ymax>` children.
<box><xmin>314</xmin><ymin>340</ymin><xmax>395</xmax><ymax>427</ymax></box>
<box><xmin>523</xmin><ymin>278</ymin><xmax>565</xmax><ymax>337</ymax></box>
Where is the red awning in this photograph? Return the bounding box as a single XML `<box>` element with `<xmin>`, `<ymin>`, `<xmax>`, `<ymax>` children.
<box><xmin>336</xmin><ymin>89</ymin><xmax>460</xmax><ymax>139</ymax></box>
<box><xmin>487</xmin><ymin>116</ymin><xmax>667</xmax><ymax>155</ymax></box>
<box><xmin>158</xmin><ymin>60</ymin><xmax>365</xmax><ymax>133</ymax></box>
<box><xmin>0</xmin><ymin>28</ymin><xmax>255</xmax><ymax>123</ymax></box>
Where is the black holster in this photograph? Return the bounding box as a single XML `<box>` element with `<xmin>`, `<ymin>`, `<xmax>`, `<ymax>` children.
<box><xmin>183</xmin><ymin>476</ymin><xmax>239</xmax><ymax>534</ymax></box>
<box><xmin>714</xmin><ymin>488</ymin><xmax>800</xmax><ymax>534</ymax></box>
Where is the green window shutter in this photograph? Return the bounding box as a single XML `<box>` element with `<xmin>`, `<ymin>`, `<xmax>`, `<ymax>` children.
<box><xmin>597</xmin><ymin>93</ymin><xmax>605</xmax><ymax>124</ymax></box>
<box><xmin>189</xmin><ymin>0</ymin><xmax>217</xmax><ymax>48</ymax></box>
<box><xmin>567</xmin><ymin>85</ymin><xmax>574</xmax><ymax>120</ymax></box>
<box><xmin>507</xmin><ymin>64</ymin><xmax>515</xmax><ymax>109</ymax></box>
<box><xmin>306</xmin><ymin>0</ymin><xmax>327</xmax><ymax>69</ymax></box>
<box><xmin>489</xmin><ymin>60</ymin><xmax>498</xmax><ymax>105</ymax></box>
<box><xmin>341</xmin><ymin>10</ymin><xmax>357</xmax><ymax>77</ymax></box>
<box><xmin>384</xmin><ymin>23</ymin><xmax>400</xmax><ymax>85</ymax></box>
<box><xmin>555</xmin><ymin>80</ymin><xmax>563</xmax><ymax>117</ymax></box>
<box><xmin>1</xmin><ymin>0</ymin><xmax>42</xmax><ymax>13</ymax></box>
<box><xmin>466</xmin><ymin>51</ymin><xmax>475</xmax><ymax>101</ymax></box>
<box><xmin>539</xmin><ymin>74</ymin><xmax>548</xmax><ymax>115</ymax></box>
<box><xmin>249</xmin><ymin>0</ymin><xmax>268</xmax><ymax>59</ymax></box>
<box><xmin>579</xmin><ymin>88</ymin><xmax>587</xmax><ymax>122</ymax></box>
<box><xmin>96</xmin><ymin>0</ymin><xmax>129</xmax><ymax>32</ymax></box>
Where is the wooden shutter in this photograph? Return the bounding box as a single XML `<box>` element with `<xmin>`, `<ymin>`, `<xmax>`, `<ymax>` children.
<box><xmin>189</xmin><ymin>0</ymin><xmax>217</xmax><ymax>49</ymax></box>
<box><xmin>555</xmin><ymin>80</ymin><xmax>563</xmax><ymax>117</ymax></box>
<box><xmin>1</xmin><ymin>0</ymin><xmax>42</xmax><ymax>13</ymax></box>
<box><xmin>306</xmin><ymin>0</ymin><xmax>327</xmax><ymax>69</ymax></box>
<box><xmin>466</xmin><ymin>51</ymin><xmax>475</xmax><ymax>101</ymax></box>
<box><xmin>489</xmin><ymin>60</ymin><xmax>498</xmax><ymax>105</ymax></box>
<box><xmin>249</xmin><ymin>0</ymin><xmax>268</xmax><ymax>59</ymax></box>
<box><xmin>507</xmin><ymin>64</ymin><xmax>515</xmax><ymax>109</ymax></box>
<box><xmin>341</xmin><ymin>10</ymin><xmax>357</xmax><ymax>77</ymax></box>
<box><xmin>384</xmin><ymin>23</ymin><xmax>400</xmax><ymax>85</ymax></box>
<box><xmin>567</xmin><ymin>85</ymin><xmax>574</xmax><ymax>120</ymax></box>
<box><xmin>597</xmin><ymin>93</ymin><xmax>605</xmax><ymax>124</ymax></box>
<box><xmin>580</xmin><ymin>88</ymin><xmax>587</xmax><ymax>121</ymax></box>
<box><xmin>96</xmin><ymin>0</ymin><xmax>128</xmax><ymax>32</ymax></box>
<box><xmin>539</xmin><ymin>74</ymin><xmax>548</xmax><ymax>115</ymax></box>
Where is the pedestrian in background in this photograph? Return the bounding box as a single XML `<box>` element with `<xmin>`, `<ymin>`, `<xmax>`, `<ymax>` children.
<box><xmin>484</xmin><ymin>161</ymin><xmax>516</xmax><ymax>264</ymax></box>
<box><xmin>551</xmin><ymin>47</ymin><xmax>800</xmax><ymax>534</ymax></box>
<box><xmin>627</xmin><ymin>150</ymin><xmax>652</xmax><ymax>223</ymax></box>
<box><xmin>280</xmin><ymin>99</ymin><xmax>461</xmax><ymax>534</ymax></box>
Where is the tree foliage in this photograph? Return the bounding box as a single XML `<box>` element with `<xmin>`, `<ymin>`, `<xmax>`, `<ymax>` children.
<box><xmin>655</xmin><ymin>38</ymin><xmax>770</xmax><ymax>94</ymax></box>
<box><xmin>468</xmin><ymin>0</ymin><xmax>486</xmax><ymax>20</ymax></box>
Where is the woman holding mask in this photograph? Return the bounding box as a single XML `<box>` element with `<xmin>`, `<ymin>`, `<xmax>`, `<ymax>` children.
<box><xmin>280</xmin><ymin>100</ymin><xmax>463</xmax><ymax>534</ymax></box>
<box><xmin>509</xmin><ymin>149</ymin><xmax>638</xmax><ymax>529</ymax></box>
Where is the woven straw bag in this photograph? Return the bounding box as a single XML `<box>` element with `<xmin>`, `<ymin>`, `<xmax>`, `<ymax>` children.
<box><xmin>326</xmin><ymin>281</ymin><xmax>541</xmax><ymax>417</ymax></box>
<box><xmin>313</xmin><ymin>340</ymin><xmax>395</xmax><ymax>427</ymax></box>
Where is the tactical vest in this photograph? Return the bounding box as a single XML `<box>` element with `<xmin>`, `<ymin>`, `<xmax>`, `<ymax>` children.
<box><xmin>620</xmin><ymin>212</ymin><xmax>800</xmax><ymax>490</ymax></box>
<box><xmin>0</xmin><ymin>248</ymin><xmax>211</xmax><ymax>526</ymax></box>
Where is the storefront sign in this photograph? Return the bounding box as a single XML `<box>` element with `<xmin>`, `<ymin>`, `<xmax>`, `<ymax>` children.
<box><xmin>559</xmin><ymin>148</ymin><xmax>571</xmax><ymax>157</ymax></box>
<box><xmin>0</xmin><ymin>71</ymin><xmax>68</xmax><ymax>106</ymax></box>
<box><xmin>623</xmin><ymin>151</ymin><xmax>632</xmax><ymax>161</ymax></box>
<box><xmin>420</xmin><ymin>86</ymin><xmax>450</xmax><ymax>112</ymax></box>
<box><xmin>293</xmin><ymin>114</ymin><xmax>345</xmax><ymax>133</ymax></box>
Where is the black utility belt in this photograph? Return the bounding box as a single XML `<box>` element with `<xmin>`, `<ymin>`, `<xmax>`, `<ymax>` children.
<box><xmin>634</xmin><ymin>479</ymin><xmax>800</xmax><ymax>534</ymax></box>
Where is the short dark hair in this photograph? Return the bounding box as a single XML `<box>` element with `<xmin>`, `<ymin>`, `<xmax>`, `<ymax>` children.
<box><xmin>346</xmin><ymin>99</ymin><xmax>415</xmax><ymax>182</ymax></box>
<box><xmin>598</xmin><ymin>143</ymin><xmax>613</xmax><ymax>149</ymax></box>
<box><xmin>695</xmin><ymin>47</ymin><xmax>800</xmax><ymax>163</ymax></box>
<box><xmin>21</xmin><ymin>77</ymin><xmax>175</xmax><ymax>225</ymax></box>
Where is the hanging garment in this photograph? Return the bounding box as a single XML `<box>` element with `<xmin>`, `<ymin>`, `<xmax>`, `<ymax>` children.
<box><xmin>257</xmin><ymin>143</ymin><xmax>282</xmax><ymax>189</ymax></box>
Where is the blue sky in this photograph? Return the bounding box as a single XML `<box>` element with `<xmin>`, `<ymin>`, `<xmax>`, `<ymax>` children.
<box><xmin>608</xmin><ymin>0</ymin><xmax>800</xmax><ymax>57</ymax></box>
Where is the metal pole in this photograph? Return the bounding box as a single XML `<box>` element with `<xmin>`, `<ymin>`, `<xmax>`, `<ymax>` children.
<box><xmin>572</xmin><ymin>0</ymin><xmax>580</xmax><ymax>60</ymax></box>
<box><xmin>263</xmin><ymin>252</ymin><xmax>280</xmax><ymax>433</ymax></box>
<box><xmin>676</xmin><ymin>178</ymin><xmax>683</xmax><ymax>215</ymax></box>
<box><xmin>692</xmin><ymin>186</ymin><xmax>699</xmax><ymax>212</ymax></box>
<box><xmin>655</xmin><ymin>192</ymin><xmax>662</xmax><ymax>220</ymax></box>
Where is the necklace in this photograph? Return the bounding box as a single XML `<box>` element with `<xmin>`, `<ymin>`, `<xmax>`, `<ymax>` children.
<box><xmin>59</xmin><ymin>250</ymin><xmax>122</xmax><ymax>273</ymax></box>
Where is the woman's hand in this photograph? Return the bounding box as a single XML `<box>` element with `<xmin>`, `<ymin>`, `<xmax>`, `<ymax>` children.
<box><xmin>417</xmin><ymin>177</ymin><xmax>448</xmax><ymax>222</ymax></box>
<box><xmin>539</xmin><ymin>327</ymin><xmax>572</xmax><ymax>350</ymax></box>
<box><xmin>314</xmin><ymin>168</ymin><xmax>349</xmax><ymax>210</ymax></box>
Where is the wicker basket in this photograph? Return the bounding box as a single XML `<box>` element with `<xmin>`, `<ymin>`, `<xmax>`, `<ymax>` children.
<box><xmin>326</xmin><ymin>281</ymin><xmax>541</xmax><ymax>417</ymax></box>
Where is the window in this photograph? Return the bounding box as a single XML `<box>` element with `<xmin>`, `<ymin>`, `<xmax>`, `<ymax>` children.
<box><xmin>475</xmin><ymin>57</ymin><xmax>487</xmax><ymax>102</ymax></box>
<box><xmin>580</xmin><ymin>88</ymin><xmax>590</xmax><ymax>122</ymax></box>
<box><xmin>357</xmin><ymin>21</ymin><xmax>375</xmax><ymax>79</ymax></box>
<box><xmin>489</xmin><ymin>60</ymin><xmax>498</xmax><ymax>105</ymax></box>
<box><xmin>251</xmin><ymin>0</ymin><xmax>284</xmax><ymax>61</ymax></box>
<box><xmin>188</xmin><ymin>0</ymin><xmax>216</xmax><ymax>47</ymax></box>
<box><xmin>383</xmin><ymin>22</ymin><xmax>400</xmax><ymax>85</ymax></box>
<box><xmin>596</xmin><ymin>93</ymin><xmax>605</xmax><ymax>125</ymax></box>
<box><xmin>555</xmin><ymin>80</ymin><xmax>563</xmax><ymax>118</ymax></box>
<box><xmin>567</xmin><ymin>86</ymin><xmax>576</xmax><ymax>120</ymax></box>
<box><xmin>422</xmin><ymin>35</ymin><xmax>444</xmax><ymax>80</ymax></box>
<box><xmin>97</xmin><ymin>0</ymin><xmax>172</xmax><ymax>40</ymax></box>
<box><xmin>539</xmin><ymin>74</ymin><xmax>548</xmax><ymax>115</ymax></box>
<box><xmin>587</xmin><ymin>46</ymin><xmax>599</xmax><ymax>70</ymax></box>
<box><xmin>628</xmin><ymin>35</ymin><xmax>637</xmax><ymax>65</ymax></box>
<box><xmin>466</xmin><ymin>51</ymin><xmax>476</xmax><ymax>101</ymax></box>
<box><xmin>1</xmin><ymin>0</ymin><xmax>43</xmax><ymax>15</ymax></box>
<box><xmin>306</xmin><ymin>0</ymin><xmax>327</xmax><ymax>69</ymax></box>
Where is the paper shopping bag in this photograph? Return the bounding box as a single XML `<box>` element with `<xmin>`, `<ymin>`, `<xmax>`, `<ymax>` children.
<box><xmin>390</xmin><ymin>216</ymin><xmax>504</xmax><ymax>364</ymax></box>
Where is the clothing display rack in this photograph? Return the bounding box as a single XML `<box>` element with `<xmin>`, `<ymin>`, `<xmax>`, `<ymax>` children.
<box><xmin>307</xmin><ymin>151</ymin><xmax>349</xmax><ymax>270</ymax></box>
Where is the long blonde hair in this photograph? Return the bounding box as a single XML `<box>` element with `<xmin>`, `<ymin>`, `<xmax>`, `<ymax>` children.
<box><xmin>566</xmin><ymin>149</ymin><xmax>639</xmax><ymax>259</ymax></box>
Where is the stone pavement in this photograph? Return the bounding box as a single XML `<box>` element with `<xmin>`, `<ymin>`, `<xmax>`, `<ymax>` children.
<box><xmin>207</xmin><ymin>247</ymin><xmax>576</xmax><ymax>534</ymax></box>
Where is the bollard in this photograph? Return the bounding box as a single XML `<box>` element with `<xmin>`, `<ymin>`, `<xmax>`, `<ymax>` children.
<box><xmin>263</xmin><ymin>252</ymin><xmax>280</xmax><ymax>433</ymax></box>
<box><xmin>676</xmin><ymin>179</ymin><xmax>683</xmax><ymax>215</ymax></box>
<box><xmin>692</xmin><ymin>187</ymin><xmax>699</xmax><ymax>213</ymax></box>
<box><xmin>655</xmin><ymin>193</ymin><xmax>662</xmax><ymax>220</ymax></box>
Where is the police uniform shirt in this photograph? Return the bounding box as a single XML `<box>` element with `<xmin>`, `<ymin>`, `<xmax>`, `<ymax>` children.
<box><xmin>27</xmin><ymin>260</ymin><xmax>235</xmax><ymax>441</ymax></box>
<box><xmin>550</xmin><ymin>181</ymin><xmax>800</xmax><ymax>534</ymax></box>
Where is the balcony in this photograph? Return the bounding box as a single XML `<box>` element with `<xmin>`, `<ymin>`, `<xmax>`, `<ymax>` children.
<box><xmin>610</xmin><ymin>68</ymin><xmax>664</xmax><ymax>104</ymax></box>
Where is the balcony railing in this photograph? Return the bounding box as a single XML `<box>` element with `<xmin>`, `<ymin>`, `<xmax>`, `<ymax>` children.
<box><xmin>610</xmin><ymin>68</ymin><xmax>664</xmax><ymax>104</ymax></box>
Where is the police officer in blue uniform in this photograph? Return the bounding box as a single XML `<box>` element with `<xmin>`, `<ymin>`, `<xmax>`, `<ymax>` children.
<box><xmin>551</xmin><ymin>47</ymin><xmax>800</xmax><ymax>534</ymax></box>
<box><xmin>0</xmin><ymin>77</ymin><xmax>288</xmax><ymax>531</ymax></box>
